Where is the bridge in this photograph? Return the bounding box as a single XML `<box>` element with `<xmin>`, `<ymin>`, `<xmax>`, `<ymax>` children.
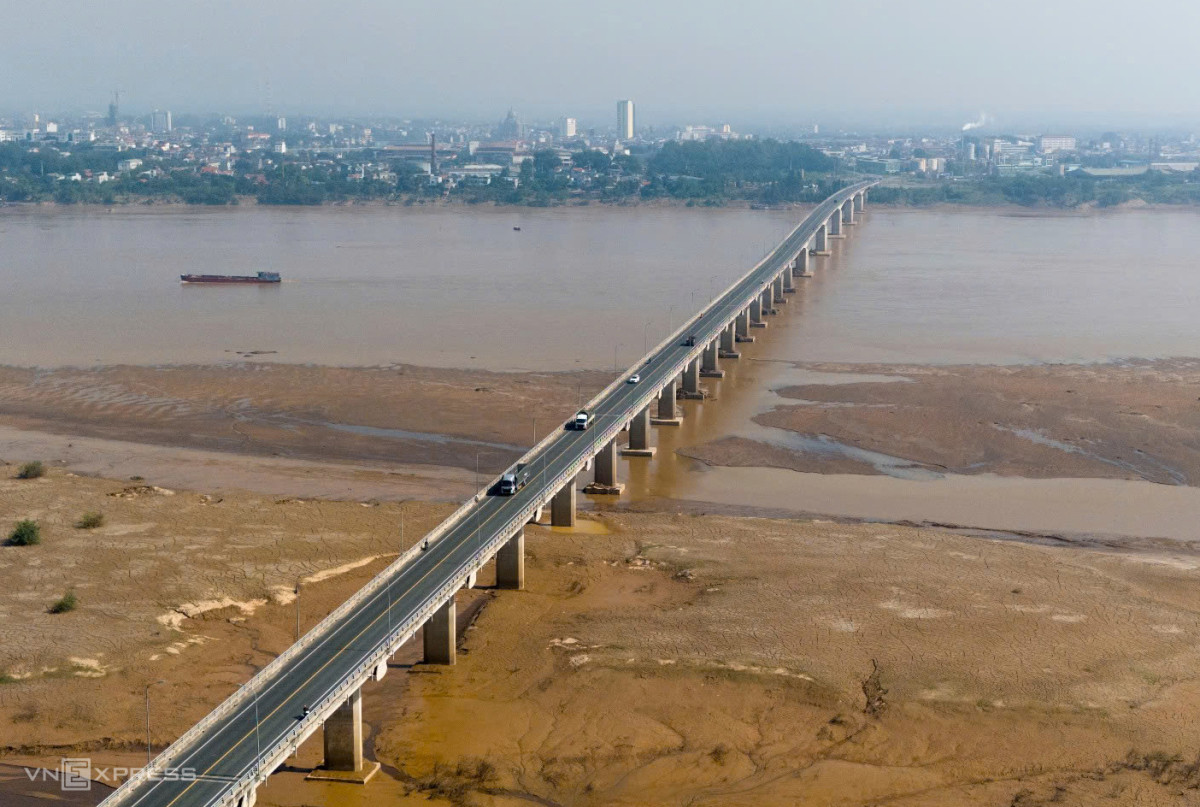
<box><xmin>98</xmin><ymin>180</ymin><xmax>877</xmax><ymax>807</ymax></box>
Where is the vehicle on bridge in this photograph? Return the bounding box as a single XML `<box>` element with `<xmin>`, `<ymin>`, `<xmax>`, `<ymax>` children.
<box><xmin>568</xmin><ymin>410</ymin><xmax>590</xmax><ymax>430</ymax></box>
<box><xmin>497</xmin><ymin>469</ymin><xmax>529</xmax><ymax>496</ymax></box>
<box><xmin>683</xmin><ymin>335</ymin><xmax>697</xmax><ymax>346</ymax></box>
<box><xmin>627</xmin><ymin>373</ymin><xmax>641</xmax><ymax>384</ymax></box>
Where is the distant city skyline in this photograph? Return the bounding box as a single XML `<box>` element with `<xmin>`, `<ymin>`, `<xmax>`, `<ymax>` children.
<box><xmin>3</xmin><ymin>0</ymin><xmax>1200</xmax><ymax>130</ymax></box>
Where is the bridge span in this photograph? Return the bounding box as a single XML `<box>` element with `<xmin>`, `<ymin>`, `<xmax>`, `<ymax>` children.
<box><xmin>98</xmin><ymin>180</ymin><xmax>877</xmax><ymax>807</ymax></box>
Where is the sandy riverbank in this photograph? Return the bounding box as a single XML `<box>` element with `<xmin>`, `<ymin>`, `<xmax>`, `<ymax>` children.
<box><xmin>5</xmin><ymin>359</ymin><xmax>1200</xmax><ymax>491</ymax></box>
<box><xmin>3</xmin><ymin>468</ymin><xmax>1199</xmax><ymax>805</ymax></box>
<box><xmin>0</xmin><ymin>363</ymin><xmax>612</xmax><ymax>478</ymax></box>
<box><xmin>683</xmin><ymin>358</ymin><xmax>1200</xmax><ymax>485</ymax></box>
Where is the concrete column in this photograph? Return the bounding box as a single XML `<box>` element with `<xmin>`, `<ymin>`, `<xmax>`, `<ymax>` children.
<box><xmin>736</xmin><ymin>309</ymin><xmax>753</xmax><ymax>341</ymax></box>
<box><xmin>323</xmin><ymin>689</ymin><xmax>364</xmax><ymax>771</ymax></box>
<box><xmin>700</xmin><ymin>338</ymin><xmax>723</xmax><ymax>377</ymax></box>
<box><xmin>843</xmin><ymin>200</ymin><xmax>856</xmax><ymax>225</ymax></box>
<box><xmin>622</xmin><ymin>405</ymin><xmax>655</xmax><ymax>455</ymax></box>
<box><xmin>720</xmin><ymin>322</ymin><xmax>738</xmax><ymax>355</ymax></box>
<box><xmin>853</xmin><ymin>192</ymin><xmax>864</xmax><ymax>212</ymax></box>
<box><xmin>829</xmin><ymin>212</ymin><xmax>842</xmax><ymax>237</ymax></box>
<box><xmin>683</xmin><ymin>358</ymin><xmax>701</xmax><ymax>395</ymax></box>
<box><xmin>496</xmin><ymin>529</ymin><xmax>524</xmax><ymax>590</ymax></box>
<box><xmin>773</xmin><ymin>274</ymin><xmax>786</xmax><ymax>303</ymax></box>
<box><xmin>749</xmin><ymin>297</ymin><xmax>766</xmax><ymax>328</ymax></box>
<box><xmin>814</xmin><ymin>225</ymin><xmax>828</xmax><ymax>254</ymax></box>
<box><xmin>423</xmin><ymin>598</ymin><xmax>456</xmax><ymax>665</ymax></box>
<box><xmin>654</xmin><ymin>380</ymin><xmax>680</xmax><ymax>423</ymax></box>
<box><xmin>761</xmin><ymin>289</ymin><xmax>774</xmax><ymax>315</ymax></box>
<box><xmin>551</xmin><ymin>479</ymin><xmax>576</xmax><ymax>526</ymax></box>
<box><xmin>794</xmin><ymin>248</ymin><xmax>811</xmax><ymax>277</ymax></box>
<box><xmin>782</xmin><ymin>266</ymin><xmax>796</xmax><ymax>292</ymax></box>
<box><xmin>594</xmin><ymin>438</ymin><xmax>617</xmax><ymax>486</ymax></box>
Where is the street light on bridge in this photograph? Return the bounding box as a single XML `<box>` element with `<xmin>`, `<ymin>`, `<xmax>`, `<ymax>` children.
<box><xmin>144</xmin><ymin>679</ymin><xmax>166</xmax><ymax>767</ymax></box>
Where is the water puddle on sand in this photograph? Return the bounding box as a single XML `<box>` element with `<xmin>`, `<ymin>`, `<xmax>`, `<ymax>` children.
<box><xmin>537</xmin><ymin>517</ymin><xmax>611</xmax><ymax>535</ymax></box>
<box><xmin>585</xmin><ymin>271</ymin><xmax>1200</xmax><ymax>542</ymax></box>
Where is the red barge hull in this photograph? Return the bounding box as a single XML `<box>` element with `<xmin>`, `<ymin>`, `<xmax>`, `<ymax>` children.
<box><xmin>180</xmin><ymin>272</ymin><xmax>281</xmax><ymax>284</ymax></box>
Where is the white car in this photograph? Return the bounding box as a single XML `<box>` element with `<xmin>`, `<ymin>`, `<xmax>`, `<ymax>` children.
<box><xmin>627</xmin><ymin>374</ymin><xmax>641</xmax><ymax>384</ymax></box>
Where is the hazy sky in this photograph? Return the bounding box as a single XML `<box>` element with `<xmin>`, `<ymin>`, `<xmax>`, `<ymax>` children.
<box><xmin>4</xmin><ymin>0</ymin><xmax>1199</xmax><ymax>130</ymax></box>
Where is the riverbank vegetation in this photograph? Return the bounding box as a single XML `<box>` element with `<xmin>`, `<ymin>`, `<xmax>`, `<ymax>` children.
<box><xmin>870</xmin><ymin>171</ymin><xmax>1200</xmax><ymax>208</ymax></box>
<box><xmin>3</xmin><ymin>140</ymin><xmax>1199</xmax><ymax>210</ymax></box>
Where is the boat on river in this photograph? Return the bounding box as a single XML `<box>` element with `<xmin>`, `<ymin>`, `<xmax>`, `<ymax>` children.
<box><xmin>180</xmin><ymin>271</ymin><xmax>281</xmax><ymax>284</ymax></box>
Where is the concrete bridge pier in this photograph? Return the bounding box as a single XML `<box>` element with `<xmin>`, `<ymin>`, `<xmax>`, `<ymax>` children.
<box><xmin>853</xmin><ymin>192</ymin><xmax>864</xmax><ymax>213</ymax></box>
<box><xmin>424</xmin><ymin>598</ymin><xmax>456</xmax><ymax>664</ymax></box>
<box><xmin>793</xmin><ymin>249</ymin><xmax>812</xmax><ymax>277</ymax></box>
<box><xmin>585</xmin><ymin>439</ymin><xmax>623</xmax><ymax>493</ymax></box>
<box><xmin>813</xmin><ymin>224</ymin><xmax>830</xmax><ymax>255</ymax></box>
<box><xmin>843</xmin><ymin>200</ymin><xmax>856</xmax><ymax>225</ymax></box>
<box><xmin>782</xmin><ymin>266</ymin><xmax>796</xmax><ymax>293</ymax></box>
<box><xmin>829</xmin><ymin>211</ymin><xmax>844</xmax><ymax>238</ymax></box>
<box><xmin>308</xmin><ymin>687</ymin><xmax>381</xmax><ymax>783</ymax></box>
<box><xmin>551</xmin><ymin>478</ymin><xmax>577</xmax><ymax>526</ymax></box>
<box><xmin>773</xmin><ymin>274</ymin><xmax>787</xmax><ymax>303</ymax></box>
<box><xmin>749</xmin><ymin>297</ymin><xmax>766</xmax><ymax>328</ymax></box>
<box><xmin>622</xmin><ymin>405</ymin><xmax>655</xmax><ymax>456</ymax></box>
<box><xmin>701</xmin><ymin>338</ymin><xmax>724</xmax><ymax>377</ymax></box>
<box><xmin>736</xmin><ymin>309</ymin><xmax>754</xmax><ymax>342</ymax></box>
<box><xmin>720</xmin><ymin>322</ymin><xmax>740</xmax><ymax>357</ymax></box>
<box><xmin>234</xmin><ymin>789</ymin><xmax>257</xmax><ymax>807</ymax></box>
<box><xmin>761</xmin><ymin>289</ymin><xmax>775</xmax><ymax>316</ymax></box>
<box><xmin>652</xmin><ymin>380</ymin><xmax>681</xmax><ymax>425</ymax></box>
<box><xmin>595</xmin><ymin>439</ymin><xmax>617</xmax><ymax>484</ymax></box>
<box><xmin>682</xmin><ymin>358</ymin><xmax>703</xmax><ymax>397</ymax></box>
<box><xmin>496</xmin><ymin>529</ymin><xmax>524</xmax><ymax>589</ymax></box>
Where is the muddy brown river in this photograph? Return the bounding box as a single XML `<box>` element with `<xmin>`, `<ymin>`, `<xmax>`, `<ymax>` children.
<box><xmin>4</xmin><ymin>204</ymin><xmax>1200</xmax><ymax>540</ymax></box>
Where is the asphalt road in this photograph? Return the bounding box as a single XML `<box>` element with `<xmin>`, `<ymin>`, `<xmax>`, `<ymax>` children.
<box><xmin>102</xmin><ymin>180</ymin><xmax>873</xmax><ymax>807</ymax></box>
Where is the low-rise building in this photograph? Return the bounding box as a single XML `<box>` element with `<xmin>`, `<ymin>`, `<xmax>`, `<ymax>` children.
<box><xmin>1038</xmin><ymin>135</ymin><xmax>1076</xmax><ymax>153</ymax></box>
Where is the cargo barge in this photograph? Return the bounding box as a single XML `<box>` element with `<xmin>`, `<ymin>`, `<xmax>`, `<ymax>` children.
<box><xmin>180</xmin><ymin>271</ymin><xmax>282</xmax><ymax>284</ymax></box>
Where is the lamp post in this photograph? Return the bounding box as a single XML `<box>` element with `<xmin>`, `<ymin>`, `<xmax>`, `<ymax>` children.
<box><xmin>294</xmin><ymin>582</ymin><xmax>301</xmax><ymax>641</ymax></box>
<box><xmin>145</xmin><ymin>679</ymin><xmax>166</xmax><ymax>767</ymax></box>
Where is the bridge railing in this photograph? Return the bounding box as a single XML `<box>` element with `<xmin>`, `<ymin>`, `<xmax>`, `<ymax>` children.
<box><xmin>98</xmin><ymin>180</ymin><xmax>875</xmax><ymax>807</ymax></box>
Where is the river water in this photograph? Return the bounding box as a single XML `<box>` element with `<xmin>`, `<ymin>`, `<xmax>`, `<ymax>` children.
<box><xmin>3</xmin><ymin>205</ymin><xmax>1200</xmax><ymax>369</ymax></box>
<box><xmin>0</xmin><ymin>205</ymin><xmax>798</xmax><ymax>369</ymax></box>
<box><xmin>5</xmin><ymin>204</ymin><xmax>1200</xmax><ymax>540</ymax></box>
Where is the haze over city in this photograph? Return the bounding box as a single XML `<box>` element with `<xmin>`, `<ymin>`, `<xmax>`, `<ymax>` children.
<box><xmin>4</xmin><ymin>0</ymin><xmax>1200</xmax><ymax>129</ymax></box>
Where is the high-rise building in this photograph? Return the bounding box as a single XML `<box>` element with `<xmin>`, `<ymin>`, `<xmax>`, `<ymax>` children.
<box><xmin>496</xmin><ymin>109</ymin><xmax>523</xmax><ymax>140</ymax></box>
<box><xmin>151</xmin><ymin>109</ymin><xmax>173</xmax><ymax>133</ymax></box>
<box><xmin>277</xmin><ymin>116</ymin><xmax>287</xmax><ymax>131</ymax></box>
<box><xmin>561</xmin><ymin>117</ymin><xmax>577</xmax><ymax>138</ymax></box>
<box><xmin>617</xmin><ymin>100</ymin><xmax>634</xmax><ymax>140</ymax></box>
